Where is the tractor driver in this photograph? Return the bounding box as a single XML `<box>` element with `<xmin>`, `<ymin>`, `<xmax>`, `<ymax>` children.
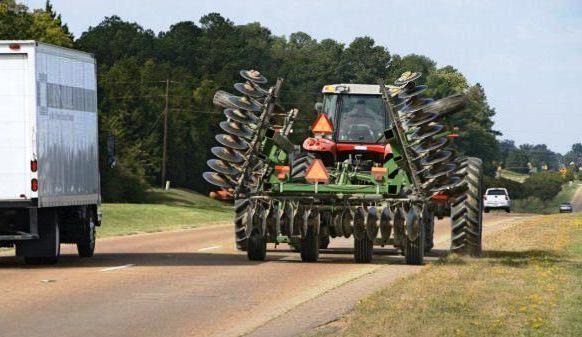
<box><xmin>340</xmin><ymin>99</ymin><xmax>383</xmax><ymax>141</ymax></box>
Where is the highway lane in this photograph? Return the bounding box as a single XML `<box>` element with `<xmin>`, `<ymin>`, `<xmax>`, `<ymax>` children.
<box><xmin>0</xmin><ymin>213</ymin><xmax>528</xmax><ymax>337</ymax></box>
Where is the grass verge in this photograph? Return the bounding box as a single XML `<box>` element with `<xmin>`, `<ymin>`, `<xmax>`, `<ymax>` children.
<box><xmin>512</xmin><ymin>182</ymin><xmax>580</xmax><ymax>214</ymax></box>
<box><xmin>310</xmin><ymin>213</ymin><xmax>582</xmax><ymax>337</ymax></box>
<box><xmin>98</xmin><ymin>188</ymin><xmax>232</xmax><ymax>237</ymax></box>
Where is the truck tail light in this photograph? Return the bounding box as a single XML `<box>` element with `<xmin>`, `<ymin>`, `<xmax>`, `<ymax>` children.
<box><xmin>31</xmin><ymin>179</ymin><xmax>38</xmax><ymax>192</ymax></box>
<box><xmin>31</xmin><ymin>160</ymin><xmax>37</xmax><ymax>172</ymax></box>
<box><xmin>9</xmin><ymin>43</ymin><xmax>20</xmax><ymax>51</ymax></box>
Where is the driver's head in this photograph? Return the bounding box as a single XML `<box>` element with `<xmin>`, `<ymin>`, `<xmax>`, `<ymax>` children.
<box><xmin>355</xmin><ymin>99</ymin><xmax>366</xmax><ymax>113</ymax></box>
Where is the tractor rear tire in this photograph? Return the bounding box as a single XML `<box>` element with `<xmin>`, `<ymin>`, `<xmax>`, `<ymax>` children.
<box><xmin>404</xmin><ymin>222</ymin><xmax>425</xmax><ymax>265</ymax></box>
<box><xmin>451</xmin><ymin>157</ymin><xmax>483</xmax><ymax>256</ymax></box>
<box><xmin>234</xmin><ymin>199</ymin><xmax>250</xmax><ymax>251</ymax></box>
<box><xmin>291</xmin><ymin>152</ymin><xmax>315</xmax><ymax>180</ymax></box>
<box><xmin>354</xmin><ymin>236</ymin><xmax>373</xmax><ymax>263</ymax></box>
<box><xmin>300</xmin><ymin>226</ymin><xmax>319</xmax><ymax>262</ymax></box>
<box><xmin>247</xmin><ymin>231</ymin><xmax>266</xmax><ymax>261</ymax></box>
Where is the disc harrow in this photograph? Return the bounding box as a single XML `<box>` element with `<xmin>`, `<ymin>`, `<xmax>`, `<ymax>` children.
<box><xmin>202</xmin><ymin>68</ymin><xmax>483</xmax><ymax>264</ymax></box>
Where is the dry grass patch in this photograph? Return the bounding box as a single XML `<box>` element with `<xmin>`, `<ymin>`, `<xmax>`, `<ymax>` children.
<box><xmin>310</xmin><ymin>214</ymin><xmax>582</xmax><ymax>337</ymax></box>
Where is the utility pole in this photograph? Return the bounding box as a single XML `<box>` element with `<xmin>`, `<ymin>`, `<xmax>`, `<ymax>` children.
<box><xmin>161</xmin><ymin>79</ymin><xmax>170</xmax><ymax>188</ymax></box>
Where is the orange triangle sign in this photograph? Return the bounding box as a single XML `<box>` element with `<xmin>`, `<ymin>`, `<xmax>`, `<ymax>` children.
<box><xmin>305</xmin><ymin>159</ymin><xmax>329</xmax><ymax>183</ymax></box>
<box><xmin>311</xmin><ymin>114</ymin><xmax>333</xmax><ymax>134</ymax></box>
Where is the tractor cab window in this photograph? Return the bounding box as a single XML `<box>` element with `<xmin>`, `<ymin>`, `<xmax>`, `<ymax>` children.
<box><xmin>337</xmin><ymin>95</ymin><xmax>386</xmax><ymax>143</ymax></box>
<box><xmin>322</xmin><ymin>94</ymin><xmax>338</xmax><ymax>125</ymax></box>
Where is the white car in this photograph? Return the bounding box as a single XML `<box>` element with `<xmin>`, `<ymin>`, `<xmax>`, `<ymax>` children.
<box><xmin>484</xmin><ymin>188</ymin><xmax>511</xmax><ymax>213</ymax></box>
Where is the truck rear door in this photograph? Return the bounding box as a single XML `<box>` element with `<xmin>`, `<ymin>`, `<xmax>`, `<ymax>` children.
<box><xmin>0</xmin><ymin>53</ymin><xmax>30</xmax><ymax>200</ymax></box>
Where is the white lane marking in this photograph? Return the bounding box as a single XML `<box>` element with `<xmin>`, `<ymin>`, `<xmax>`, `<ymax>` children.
<box><xmin>100</xmin><ymin>264</ymin><xmax>135</xmax><ymax>272</ymax></box>
<box><xmin>198</xmin><ymin>245</ymin><xmax>222</xmax><ymax>252</ymax></box>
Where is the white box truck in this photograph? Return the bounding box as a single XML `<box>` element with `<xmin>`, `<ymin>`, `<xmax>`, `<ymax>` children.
<box><xmin>0</xmin><ymin>41</ymin><xmax>100</xmax><ymax>264</ymax></box>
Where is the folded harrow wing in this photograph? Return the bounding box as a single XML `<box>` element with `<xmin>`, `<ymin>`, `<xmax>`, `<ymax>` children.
<box><xmin>203</xmin><ymin>70</ymin><xmax>483</xmax><ymax>264</ymax></box>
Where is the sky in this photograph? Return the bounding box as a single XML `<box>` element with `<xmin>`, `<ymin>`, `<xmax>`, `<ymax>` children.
<box><xmin>24</xmin><ymin>0</ymin><xmax>582</xmax><ymax>154</ymax></box>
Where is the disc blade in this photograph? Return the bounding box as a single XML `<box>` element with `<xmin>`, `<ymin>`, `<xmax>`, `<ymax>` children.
<box><xmin>227</xmin><ymin>94</ymin><xmax>262</xmax><ymax>112</ymax></box>
<box><xmin>215</xmin><ymin>134</ymin><xmax>249</xmax><ymax>150</ymax></box>
<box><xmin>424</xmin><ymin>162</ymin><xmax>458</xmax><ymax>180</ymax></box>
<box><xmin>413</xmin><ymin>137</ymin><xmax>449</xmax><ymax>155</ymax></box>
<box><xmin>404</xmin><ymin>111</ymin><xmax>439</xmax><ymax>128</ymax></box>
<box><xmin>429</xmin><ymin>175</ymin><xmax>463</xmax><ymax>193</ymax></box>
<box><xmin>211</xmin><ymin>146</ymin><xmax>245</xmax><ymax>164</ymax></box>
<box><xmin>234</xmin><ymin>82</ymin><xmax>267</xmax><ymax>98</ymax></box>
<box><xmin>224</xmin><ymin>108</ymin><xmax>258</xmax><ymax>125</ymax></box>
<box><xmin>420</xmin><ymin>150</ymin><xmax>453</xmax><ymax>167</ymax></box>
<box><xmin>213</xmin><ymin>90</ymin><xmax>262</xmax><ymax>112</ymax></box>
<box><xmin>394</xmin><ymin>71</ymin><xmax>422</xmax><ymax>86</ymax></box>
<box><xmin>219</xmin><ymin>121</ymin><xmax>254</xmax><ymax>139</ymax></box>
<box><xmin>240</xmin><ymin>69</ymin><xmax>268</xmax><ymax>84</ymax></box>
<box><xmin>398</xmin><ymin>98</ymin><xmax>434</xmax><ymax>116</ymax></box>
<box><xmin>207</xmin><ymin>159</ymin><xmax>241</xmax><ymax>176</ymax></box>
<box><xmin>398</xmin><ymin>85</ymin><xmax>427</xmax><ymax>100</ymax></box>
<box><xmin>409</xmin><ymin>124</ymin><xmax>445</xmax><ymax>142</ymax></box>
<box><xmin>203</xmin><ymin>172</ymin><xmax>235</xmax><ymax>188</ymax></box>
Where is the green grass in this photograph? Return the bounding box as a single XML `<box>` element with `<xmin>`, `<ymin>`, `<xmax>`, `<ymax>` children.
<box><xmin>512</xmin><ymin>182</ymin><xmax>580</xmax><ymax>214</ymax></box>
<box><xmin>98</xmin><ymin>188</ymin><xmax>233</xmax><ymax>237</ymax></box>
<box><xmin>309</xmin><ymin>213</ymin><xmax>582</xmax><ymax>337</ymax></box>
<box><xmin>499</xmin><ymin>169</ymin><xmax>529</xmax><ymax>183</ymax></box>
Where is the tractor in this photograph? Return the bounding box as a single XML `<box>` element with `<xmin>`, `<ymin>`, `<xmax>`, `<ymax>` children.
<box><xmin>204</xmin><ymin>70</ymin><xmax>483</xmax><ymax>264</ymax></box>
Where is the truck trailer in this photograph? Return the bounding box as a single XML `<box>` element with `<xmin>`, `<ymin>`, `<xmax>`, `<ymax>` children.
<box><xmin>0</xmin><ymin>41</ymin><xmax>100</xmax><ymax>264</ymax></box>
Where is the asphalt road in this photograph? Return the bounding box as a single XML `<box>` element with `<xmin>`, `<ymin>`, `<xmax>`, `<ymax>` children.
<box><xmin>0</xmin><ymin>213</ymin><xmax>528</xmax><ymax>337</ymax></box>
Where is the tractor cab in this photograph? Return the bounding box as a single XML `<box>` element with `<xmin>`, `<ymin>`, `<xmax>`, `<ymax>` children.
<box><xmin>303</xmin><ymin>84</ymin><xmax>392</xmax><ymax>166</ymax></box>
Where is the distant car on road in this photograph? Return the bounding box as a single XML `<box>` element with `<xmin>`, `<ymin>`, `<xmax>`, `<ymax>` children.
<box><xmin>484</xmin><ymin>188</ymin><xmax>511</xmax><ymax>213</ymax></box>
<box><xmin>559</xmin><ymin>202</ymin><xmax>573</xmax><ymax>213</ymax></box>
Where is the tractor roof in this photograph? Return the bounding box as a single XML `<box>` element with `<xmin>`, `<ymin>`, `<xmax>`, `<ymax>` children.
<box><xmin>321</xmin><ymin>84</ymin><xmax>381</xmax><ymax>95</ymax></box>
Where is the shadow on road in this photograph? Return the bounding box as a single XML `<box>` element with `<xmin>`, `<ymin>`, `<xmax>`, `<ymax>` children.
<box><xmin>0</xmin><ymin>248</ymin><xmax>451</xmax><ymax>268</ymax></box>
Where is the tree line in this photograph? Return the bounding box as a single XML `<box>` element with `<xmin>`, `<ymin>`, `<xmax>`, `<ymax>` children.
<box><xmin>1</xmin><ymin>1</ymin><xmax>577</xmax><ymax>202</ymax></box>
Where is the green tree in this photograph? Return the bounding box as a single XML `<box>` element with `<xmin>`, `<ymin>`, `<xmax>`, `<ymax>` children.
<box><xmin>0</xmin><ymin>0</ymin><xmax>72</xmax><ymax>46</ymax></box>
<box><xmin>564</xmin><ymin>143</ymin><xmax>582</xmax><ymax>168</ymax></box>
<box><xmin>506</xmin><ymin>149</ymin><xmax>529</xmax><ymax>173</ymax></box>
<box><xmin>340</xmin><ymin>37</ymin><xmax>390</xmax><ymax>83</ymax></box>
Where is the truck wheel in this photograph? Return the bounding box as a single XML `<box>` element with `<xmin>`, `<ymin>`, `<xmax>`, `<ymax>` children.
<box><xmin>77</xmin><ymin>208</ymin><xmax>96</xmax><ymax>257</ymax></box>
<box><xmin>24</xmin><ymin>212</ymin><xmax>60</xmax><ymax>265</ymax></box>
<box><xmin>234</xmin><ymin>199</ymin><xmax>250</xmax><ymax>251</ymax></box>
<box><xmin>404</xmin><ymin>208</ymin><xmax>425</xmax><ymax>265</ymax></box>
<box><xmin>300</xmin><ymin>225</ymin><xmax>319</xmax><ymax>262</ymax></box>
<box><xmin>354</xmin><ymin>236</ymin><xmax>373</xmax><ymax>263</ymax></box>
<box><xmin>451</xmin><ymin>157</ymin><xmax>483</xmax><ymax>256</ymax></box>
<box><xmin>247</xmin><ymin>230</ymin><xmax>266</xmax><ymax>261</ymax></box>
